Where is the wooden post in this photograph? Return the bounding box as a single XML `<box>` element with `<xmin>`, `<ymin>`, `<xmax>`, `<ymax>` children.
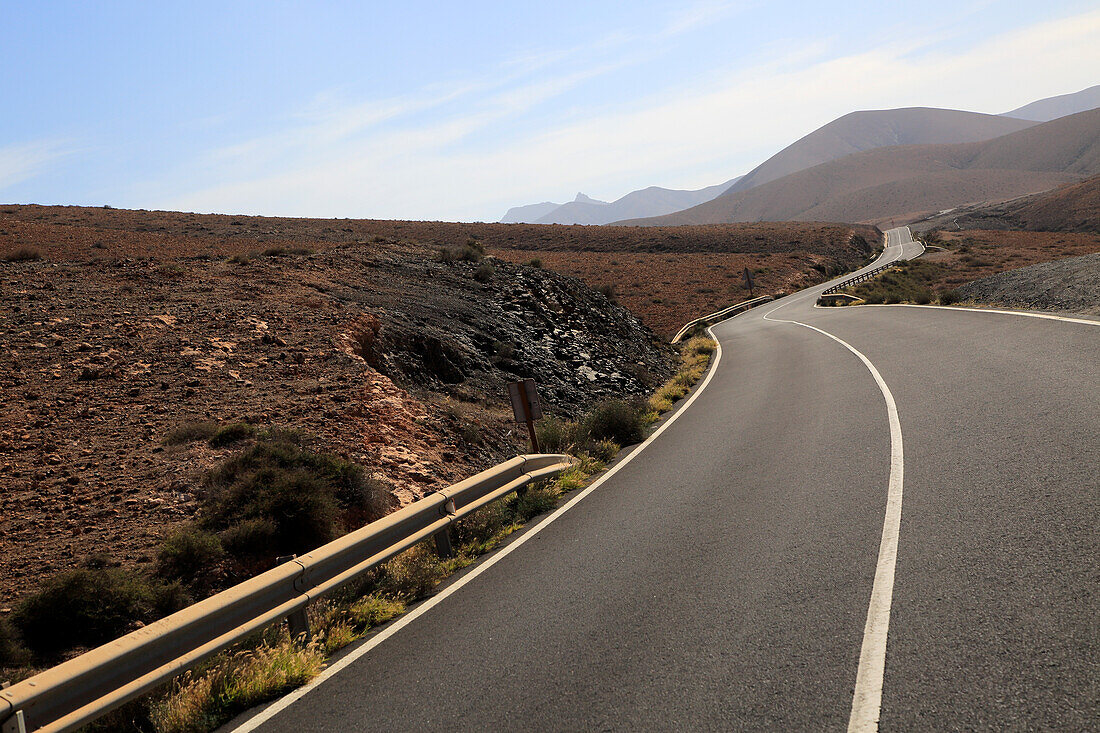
<box><xmin>520</xmin><ymin>387</ymin><xmax>540</xmax><ymax>454</ymax></box>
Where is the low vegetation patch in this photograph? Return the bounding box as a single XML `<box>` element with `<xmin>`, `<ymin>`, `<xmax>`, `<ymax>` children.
<box><xmin>2</xmin><ymin>246</ymin><xmax>42</xmax><ymax>262</ymax></box>
<box><xmin>162</xmin><ymin>421</ymin><xmax>220</xmax><ymax>446</ymax></box>
<box><xmin>110</xmin><ymin>449</ymin><xmax>606</xmax><ymax>733</ymax></box>
<box><xmin>825</xmin><ymin>259</ymin><xmax>960</xmax><ymax>306</ymax></box>
<box><xmin>149</xmin><ymin>632</ymin><xmax>325</xmax><ymax>733</ymax></box>
<box><xmin>12</xmin><ymin>566</ymin><xmax>189</xmax><ymax>659</ymax></box>
<box><xmin>648</xmin><ymin>336</ymin><xmax>716</xmax><ymax>413</ymax></box>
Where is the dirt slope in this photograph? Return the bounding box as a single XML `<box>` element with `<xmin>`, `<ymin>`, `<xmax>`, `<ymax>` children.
<box><xmin>626</xmin><ymin>108</ymin><xmax>1100</xmax><ymax>227</ymax></box>
<box><xmin>915</xmin><ymin>175</ymin><xmax>1100</xmax><ymax>233</ymax></box>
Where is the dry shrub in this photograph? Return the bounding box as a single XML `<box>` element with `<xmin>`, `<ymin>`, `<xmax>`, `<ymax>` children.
<box><xmin>150</xmin><ymin>635</ymin><xmax>324</xmax><ymax>733</ymax></box>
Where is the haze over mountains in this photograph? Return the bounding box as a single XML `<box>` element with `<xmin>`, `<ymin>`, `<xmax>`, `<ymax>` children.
<box><xmin>722</xmin><ymin>108</ymin><xmax>1036</xmax><ymax>195</ymax></box>
<box><xmin>624</xmin><ymin>108</ymin><xmax>1100</xmax><ymax>226</ymax></box>
<box><xmin>501</xmin><ymin>85</ymin><xmax>1099</xmax><ymax>227</ymax></box>
<box><xmin>502</xmin><ymin>179</ymin><xmax>740</xmax><ymax>225</ymax></box>
<box><xmin>1001</xmin><ymin>84</ymin><xmax>1100</xmax><ymax>122</ymax></box>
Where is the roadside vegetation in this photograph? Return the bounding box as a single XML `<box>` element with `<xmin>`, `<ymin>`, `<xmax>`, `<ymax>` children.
<box><xmin>818</xmin><ymin>259</ymin><xmax>961</xmax><ymax>306</ymax></box>
<box><xmin>0</xmin><ymin>335</ymin><xmax>719</xmax><ymax>732</ymax></box>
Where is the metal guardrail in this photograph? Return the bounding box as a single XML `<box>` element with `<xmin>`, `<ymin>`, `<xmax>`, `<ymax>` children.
<box><xmin>671</xmin><ymin>295</ymin><xmax>772</xmax><ymax>343</ymax></box>
<box><xmin>820</xmin><ymin>262</ymin><xmax>899</xmax><ymax>295</ymax></box>
<box><xmin>0</xmin><ymin>454</ymin><xmax>575</xmax><ymax>733</ymax></box>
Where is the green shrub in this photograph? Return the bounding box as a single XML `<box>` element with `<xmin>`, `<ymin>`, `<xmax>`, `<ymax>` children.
<box><xmin>535</xmin><ymin>415</ymin><xmax>580</xmax><ymax>453</ymax></box>
<box><xmin>219</xmin><ymin>518</ymin><xmax>279</xmax><ymax>564</ymax></box>
<box><xmin>157</xmin><ymin>528</ymin><xmax>225</xmax><ymax>580</ymax></box>
<box><xmin>939</xmin><ymin>289</ymin><xmax>961</xmax><ymax>305</ymax></box>
<box><xmin>438</xmin><ymin>244</ymin><xmax>483</xmax><ymax>263</ymax></box>
<box><xmin>202</xmin><ymin>435</ymin><xmax>388</xmax><ymax>564</ymax></box>
<box><xmin>515</xmin><ymin>484</ymin><xmax>560</xmax><ymax>521</ymax></box>
<box><xmin>3</xmin><ymin>247</ymin><xmax>42</xmax><ymax>262</ymax></box>
<box><xmin>583</xmin><ymin>399</ymin><xmax>649</xmax><ymax>446</ymax></box>
<box><xmin>474</xmin><ymin>261</ymin><xmax>495</xmax><ymax>282</ymax></box>
<box><xmin>163</xmin><ymin>420</ymin><xmax>219</xmax><ymax>446</ymax></box>
<box><xmin>596</xmin><ymin>283</ymin><xmax>617</xmax><ymax>304</ymax></box>
<box><xmin>526</xmin><ymin>258</ymin><xmax>543</xmax><ymax>268</ymax></box>
<box><xmin>208</xmin><ymin>422</ymin><xmax>256</xmax><ymax>448</ymax></box>
<box><xmin>13</xmin><ymin>568</ymin><xmax>184</xmax><ymax>657</ymax></box>
<box><xmin>0</xmin><ymin>616</ymin><xmax>29</xmax><ymax>668</ymax></box>
<box><xmin>207</xmin><ymin>468</ymin><xmax>340</xmax><ymax>558</ymax></box>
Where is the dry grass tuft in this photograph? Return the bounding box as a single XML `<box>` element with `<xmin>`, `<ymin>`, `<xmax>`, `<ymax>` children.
<box><xmin>649</xmin><ymin>336</ymin><xmax>716</xmax><ymax>414</ymax></box>
<box><xmin>150</xmin><ymin>634</ymin><xmax>324</xmax><ymax>733</ymax></box>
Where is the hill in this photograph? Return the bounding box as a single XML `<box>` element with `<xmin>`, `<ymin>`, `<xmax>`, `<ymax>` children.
<box><xmin>500</xmin><ymin>178</ymin><xmax>739</xmax><ymax>225</ymax></box>
<box><xmin>1001</xmin><ymin>84</ymin><xmax>1100</xmax><ymax>122</ymax></box>
<box><xmin>624</xmin><ymin>108</ymin><xmax>1100</xmax><ymax>226</ymax></box>
<box><xmin>914</xmin><ymin>175</ymin><xmax>1100</xmax><ymax>233</ymax></box>
<box><xmin>0</xmin><ymin>204</ymin><xmax>677</xmax><ymax>606</ymax></box>
<box><xmin>724</xmin><ymin>107</ymin><xmax>1037</xmax><ymax>195</ymax></box>
<box><xmin>501</xmin><ymin>201</ymin><xmax>561</xmax><ymax>223</ymax></box>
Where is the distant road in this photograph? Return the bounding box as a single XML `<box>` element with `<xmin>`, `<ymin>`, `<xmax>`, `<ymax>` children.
<box><xmin>237</xmin><ymin>227</ymin><xmax>1098</xmax><ymax>731</ymax></box>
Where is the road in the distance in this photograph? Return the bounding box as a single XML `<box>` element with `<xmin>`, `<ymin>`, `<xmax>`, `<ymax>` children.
<box><xmin>237</xmin><ymin>228</ymin><xmax>1097</xmax><ymax>731</ymax></box>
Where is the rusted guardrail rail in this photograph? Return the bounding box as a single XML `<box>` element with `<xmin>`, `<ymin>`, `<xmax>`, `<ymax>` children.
<box><xmin>0</xmin><ymin>454</ymin><xmax>574</xmax><ymax>733</ymax></box>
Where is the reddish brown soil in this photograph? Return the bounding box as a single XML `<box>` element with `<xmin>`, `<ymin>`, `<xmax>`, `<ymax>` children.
<box><xmin>490</xmin><ymin>222</ymin><xmax>879</xmax><ymax>336</ymax></box>
<box><xmin>0</xmin><ymin>205</ymin><xmax>874</xmax><ymax>608</ymax></box>
<box><xmin>0</xmin><ymin>248</ymin><xmax>524</xmax><ymax>609</ymax></box>
<box><xmin>922</xmin><ymin>230</ymin><xmax>1100</xmax><ymax>290</ymax></box>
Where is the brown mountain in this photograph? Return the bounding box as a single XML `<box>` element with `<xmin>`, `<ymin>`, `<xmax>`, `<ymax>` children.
<box><xmin>624</xmin><ymin>108</ymin><xmax>1100</xmax><ymax>226</ymax></box>
<box><xmin>724</xmin><ymin>107</ymin><xmax>1038</xmax><ymax>195</ymax></box>
<box><xmin>1001</xmin><ymin>84</ymin><xmax>1100</xmax><ymax>122</ymax></box>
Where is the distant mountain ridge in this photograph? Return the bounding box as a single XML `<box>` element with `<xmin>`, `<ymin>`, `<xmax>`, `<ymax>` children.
<box><xmin>724</xmin><ymin>107</ymin><xmax>1038</xmax><ymax>195</ymax></box>
<box><xmin>1001</xmin><ymin>84</ymin><xmax>1100</xmax><ymax>122</ymax></box>
<box><xmin>500</xmin><ymin>87</ymin><xmax>1099</xmax><ymax>227</ymax></box>
<box><xmin>620</xmin><ymin>108</ymin><xmax>1100</xmax><ymax>227</ymax></box>
<box><xmin>500</xmin><ymin>201</ymin><xmax>562</xmax><ymax>223</ymax></box>
<box><xmin>500</xmin><ymin>178</ymin><xmax>740</xmax><ymax>225</ymax></box>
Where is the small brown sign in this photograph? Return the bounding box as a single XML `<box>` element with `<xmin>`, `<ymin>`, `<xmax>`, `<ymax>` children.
<box><xmin>507</xmin><ymin>379</ymin><xmax>542</xmax><ymax>422</ymax></box>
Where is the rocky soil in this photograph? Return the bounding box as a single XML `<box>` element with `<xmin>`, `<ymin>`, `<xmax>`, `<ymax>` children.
<box><xmin>0</xmin><ymin>209</ymin><xmax>674</xmax><ymax>607</ymax></box>
<box><xmin>914</xmin><ymin>175</ymin><xmax>1099</xmax><ymax>234</ymax></box>
<box><xmin>913</xmin><ymin>230</ymin><xmax>1100</xmax><ymax>292</ymax></box>
<box><xmin>492</xmin><ymin>223</ymin><xmax>880</xmax><ymax>336</ymax></box>
<box><xmin>955</xmin><ymin>252</ymin><xmax>1100</xmax><ymax>315</ymax></box>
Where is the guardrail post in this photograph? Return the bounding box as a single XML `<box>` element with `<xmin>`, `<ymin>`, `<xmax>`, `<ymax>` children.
<box><xmin>433</xmin><ymin>498</ymin><xmax>457</xmax><ymax>558</ymax></box>
<box><xmin>433</xmin><ymin>529</ymin><xmax>455</xmax><ymax>558</ymax></box>
<box><xmin>276</xmin><ymin>554</ymin><xmax>311</xmax><ymax>641</ymax></box>
<box><xmin>1</xmin><ymin>710</ymin><xmax>26</xmax><ymax>733</ymax></box>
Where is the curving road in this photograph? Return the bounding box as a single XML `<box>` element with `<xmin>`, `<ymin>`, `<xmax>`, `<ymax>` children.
<box><xmin>234</xmin><ymin>228</ymin><xmax>1098</xmax><ymax>732</ymax></box>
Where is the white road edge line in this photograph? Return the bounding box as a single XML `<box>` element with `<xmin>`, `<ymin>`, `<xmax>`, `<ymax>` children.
<box><xmin>230</xmin><ymin>325</ymin><xmax>731</xmax><ymax>732</ymax></box>
<box><xmin>762</xmin><ymin>309</ymin><xmax>904</xmax><ymax>733</ymax></box>
<box><xmin>858</xmin><ymin>303</ymin><xmax>1100</xmax><ymax>326</ymax></box>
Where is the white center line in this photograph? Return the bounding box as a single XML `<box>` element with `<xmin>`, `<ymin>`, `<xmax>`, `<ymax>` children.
<box><xmin>763</xmin><ymin>310</ymin><xmax>904</xmax><ymax>733</ymax></box>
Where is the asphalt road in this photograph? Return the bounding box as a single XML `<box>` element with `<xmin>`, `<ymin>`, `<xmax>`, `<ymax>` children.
<box><xmin>237</xmin><ymin>228</ymin><xmax>1097</xmax><ymax>731</ymax></box>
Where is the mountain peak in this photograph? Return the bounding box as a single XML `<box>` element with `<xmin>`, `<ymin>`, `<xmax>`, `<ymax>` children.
<box><xmin>574</xmin><ymin>193</ymin><xmax>608</xmax><ymax>205</ymax></box>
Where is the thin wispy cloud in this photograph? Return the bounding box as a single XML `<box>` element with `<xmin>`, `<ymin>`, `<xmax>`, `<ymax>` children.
<box><xmin>155</xmin><ymin>6</ymin><xmax>1099</xmax><ymax>221</ymax></box>
<box><xmin>0</xmin><ymin>140</ymin><xmax>70</xmax><ymax>192</ymax></box>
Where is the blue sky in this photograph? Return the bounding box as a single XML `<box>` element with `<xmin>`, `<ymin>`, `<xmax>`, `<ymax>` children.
<box><xmin>2</xmin><ymin>1</ymin><xmax>1098</xmax><ymax>221</ymax></box>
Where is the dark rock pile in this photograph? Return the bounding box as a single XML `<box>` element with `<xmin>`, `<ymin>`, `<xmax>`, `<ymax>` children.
<box><xmin>955</xmin><ymin>252</ymin><xmax>1100</xmax><ymax>316</ymax></box>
